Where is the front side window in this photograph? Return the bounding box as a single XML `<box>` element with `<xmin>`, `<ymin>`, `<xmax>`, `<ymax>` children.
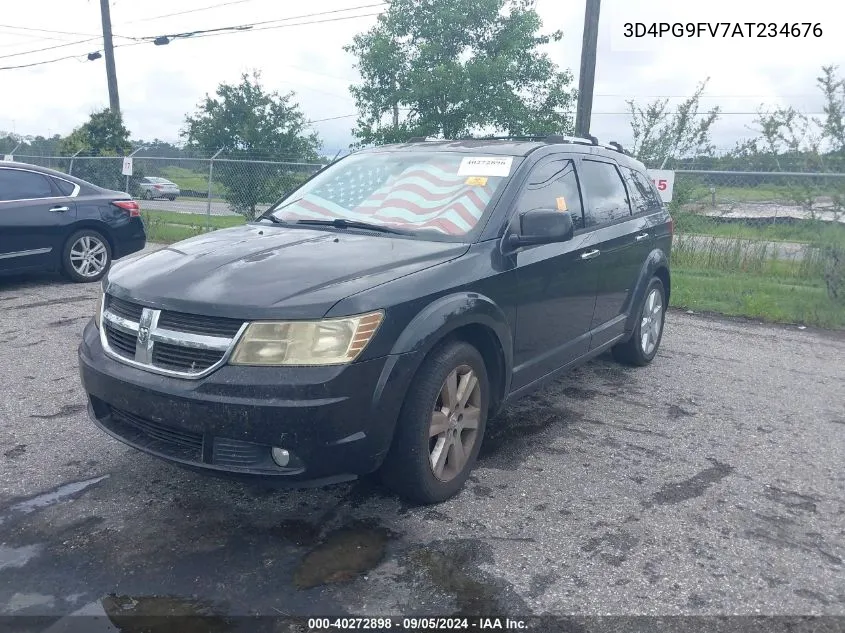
<box><xmin>269</xmin><ymin>151</ymin><xmax>517</xmax><ymax>238</ymax></box>
<box><xmin>0</xmin><ymin>169</ymin><xmax>54</xmax><ymax>201</ymax></box>
<box><xmin>579</xmin><ymin>160</ymin><xmax>631</xmax><ymax>227</ymax></box>
<box><xmin>516</xmin><ymin>158</ymin><xmax>584</xmax><ymax>230</ymax></box>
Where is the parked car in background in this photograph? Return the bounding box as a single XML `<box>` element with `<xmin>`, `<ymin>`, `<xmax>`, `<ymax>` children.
<box><xmin>137</xmin><ymin>177</ymin><xmax>180</xmax><ymax>201</ymax></box>
<box><xmin>0</xmin><ymin>161</ymin><xmax>146</xmax><ymax>283</ymax></box>
<box><xmin>78</xmin><ymin>135</ymin><xmax>672</xmax><ymax>503</ymax></box>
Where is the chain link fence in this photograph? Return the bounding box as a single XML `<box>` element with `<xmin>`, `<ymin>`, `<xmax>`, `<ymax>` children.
<box><xmin>12</xmin><ymin>154</ymin><xmax>327</xmax><ymax>220</ymax></box>
<box><xmin>9</xmin><ymin>153</ymin><xmax>845</xmax><ymax>227</ymax></box>
<box><xmin>673</xmin><ymin>169</ymin><xmax>845</xmax><ymax>224</ymax></box>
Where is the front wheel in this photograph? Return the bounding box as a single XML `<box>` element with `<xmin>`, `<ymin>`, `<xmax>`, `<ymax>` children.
<box><xmin>380</xmin><ymin>340</ymin><xmax>489</xmax><ymax>504</ymax></box>
<box><xmin>612</xmin><ymin>276</ymin><xmax>666</xmax><ymax>366</ymax></box>
<box><xmin>62</xmin><ymin>230</ymin><xmax>112</xmax><ymax>283</ymax></box>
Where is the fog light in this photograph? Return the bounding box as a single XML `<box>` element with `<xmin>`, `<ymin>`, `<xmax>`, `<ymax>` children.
<box><xmin>271</xmin><ymin>447</ymin><xmax>290</xmax><ymax>467</ymax></box>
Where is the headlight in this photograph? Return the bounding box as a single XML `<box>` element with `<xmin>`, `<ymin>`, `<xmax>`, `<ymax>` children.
<box><xmin>94</xmin><ymin>293</ymin><xmax>104</xmax><ymax>329</ymax></box>
<box><xmin>229</xmin><ymin>311</ymin><xmax>384</xmax><ymax>366</ymax></box>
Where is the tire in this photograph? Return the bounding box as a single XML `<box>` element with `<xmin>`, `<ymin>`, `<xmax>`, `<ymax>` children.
<box><xmin>141</xmin><ymin>190</ymin><xmax>151</xmax><ymax>200</ymax></box>
<box><xmin>380</xmin><ymin>340</ymin><xmax>489</xmax><ymax>504</ymax></box>
<box><xmin>612</xmin><ymin>276</ymin><xmax>666</xmax><ymax>366</ymax></box>
<box><xmin>61</xmin><ymin>229</ymin><xmax>112</xmax><ymax>283</ymax></box>
<box><xmin>167</xmin><ymin>195</ymin><xmax>176</xmax><ymax>201</ymax></box>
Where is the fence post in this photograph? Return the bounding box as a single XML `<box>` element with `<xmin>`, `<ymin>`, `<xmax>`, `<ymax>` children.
<box><xmin>68</xmin><ymin>149</ymin><xmax>82</xmax><ymax>176</ymax></box>
<box><xmin>125</xmin><ymin>147</ymin><xmax>143</xmax><ymax>194</ymax></box>
<box><xmin>206</xmin><ymin>148</ymin><xmax>224</xmax><ymax>233</ymax></box>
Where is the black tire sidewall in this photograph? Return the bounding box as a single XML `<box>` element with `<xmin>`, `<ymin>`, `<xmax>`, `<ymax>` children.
<box><xmin>382</xmin><ymin>341</ymin><xmax>489</xmax><ymax>504</ymax></box>
<box><xmin>62</xmin><ymin>229</ymin><xmax>112</xmax><ymax>283</ymax></box>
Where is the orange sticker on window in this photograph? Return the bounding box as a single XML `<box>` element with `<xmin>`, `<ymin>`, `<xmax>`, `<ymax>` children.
<box><xmin>465</xmin><ymin>176</ymin><xmax>488</xmax><ymax>186</ymax></box>
<box><xmin>556</xmin><ymin>196</ymin><xmax>568</xmax><ymax>211</ymax></box>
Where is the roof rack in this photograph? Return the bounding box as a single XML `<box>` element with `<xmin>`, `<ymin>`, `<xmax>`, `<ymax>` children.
<box><xmin>403</xmin><ymin>134</ymin><xmax>631</xmax><ymax>155</ymax></box>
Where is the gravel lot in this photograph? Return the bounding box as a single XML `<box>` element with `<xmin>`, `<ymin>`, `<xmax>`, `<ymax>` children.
<box><xmin>0</xmin><ymin>248</ymin><xmax>843</xmax><ymax>625</ymax></box>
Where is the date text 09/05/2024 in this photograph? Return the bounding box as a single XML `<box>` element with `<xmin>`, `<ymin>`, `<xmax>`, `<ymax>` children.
<box><xmin>307</xmin><ymin>617</ymin><xmax>528</xmax><ymax>630</ymax></box>
<box><xmin>623</xmin><ymin>22</ymin><xmax>823</xmax><ymax>38</ymax></box>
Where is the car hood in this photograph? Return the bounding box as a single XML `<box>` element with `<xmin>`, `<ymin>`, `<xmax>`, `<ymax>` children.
<box><xmin>105</xmin><ymin>224</ymin><xmax>469</xmax><ymax>319</ymax></box>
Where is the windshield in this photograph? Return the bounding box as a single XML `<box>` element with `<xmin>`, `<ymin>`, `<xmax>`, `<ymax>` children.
<box><xmin>268</xmin><ymin>151</ymin><xmax>518</xmax><ymax>237</ymax></box>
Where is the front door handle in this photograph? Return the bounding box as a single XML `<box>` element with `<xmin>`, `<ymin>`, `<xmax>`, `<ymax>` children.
<box><xmin>635</xmin><ymin>232</ymin><xmax>649</xmax><ymax>241</ymax></box>
<box><xmin>49</xmin><ymin>206</ymin><xmax>69</xmax><ymax>213</ymax></box>
<box><xmin>581</xmin><ymin>249</ymin><xmax>601</xmax><ymax>260</ymax></box>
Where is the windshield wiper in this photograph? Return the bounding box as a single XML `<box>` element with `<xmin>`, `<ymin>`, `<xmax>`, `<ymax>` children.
<box><xmin>294</xmin><ymin>218</ymin><xmax>411</xmax><ymax>235</ymax></box>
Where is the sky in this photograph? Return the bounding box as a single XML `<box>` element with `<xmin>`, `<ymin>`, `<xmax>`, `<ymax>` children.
<box><xmin>0</xmin><ymin>0</ymin><xmax>842</xmax><ymax>157</ymax></box>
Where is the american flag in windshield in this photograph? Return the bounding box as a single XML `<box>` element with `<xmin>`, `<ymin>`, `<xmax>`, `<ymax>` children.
<box><xmin>275</xmin><ymin>154</ymin><xmax>509</xmax><ymax>236</ymax></box>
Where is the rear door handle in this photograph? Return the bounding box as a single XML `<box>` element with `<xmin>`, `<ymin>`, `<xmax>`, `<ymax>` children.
<box><xmin>49</xmin><ymin>206</ymin><xmax>69</xmax><ymax>213</ymax></box>
<box><xmin>635</xmin><ymin>232</ymin><xmax>649</xmax><ymax>241</ymax></box>
<box><xmin>581</xmin><ymin>249</ymin><xmax>601</xmax><ymax>260</ymax></box>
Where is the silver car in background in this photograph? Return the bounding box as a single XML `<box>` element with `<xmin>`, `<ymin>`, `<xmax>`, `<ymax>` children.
<box><xmin>138</xmin><ymin>177</ymin><xmax>180</xmax><ymax>201</ymax></box>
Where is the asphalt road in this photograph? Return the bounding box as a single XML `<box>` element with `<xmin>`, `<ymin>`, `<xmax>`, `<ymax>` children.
<box><xmin>1</xmin><ymin>252</ymin><xmax>843</xmax><ymax>627</ymax></box>
<box><xmin>141</xmin><ymin>198</ymin><xmax>249</xmax><ymax>217</ymax></box>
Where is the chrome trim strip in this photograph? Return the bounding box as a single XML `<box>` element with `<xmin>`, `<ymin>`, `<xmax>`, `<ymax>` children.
<box><xmin>0</xmin><ymin>166</ymin><xmax>80</xmax><ymax>201</ymax></box>
<box><xmin>0</xmin><ymin>247</ymin><xmax>52</xmax><ymax>260</ymax></box>
<box><xmin>151</xmin><ymin>328</ymin><xmax>233</xmax><ymax>352</ymax></box>
<box><xmin>102</xmin><ymin>311</ymin><xmax>140</xmax><ymax>333</ymax></box>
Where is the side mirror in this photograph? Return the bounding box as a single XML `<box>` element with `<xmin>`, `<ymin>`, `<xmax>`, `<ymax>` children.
<box><xmin>506</xmin><ymin>208</ymin><xmax>574</xmax><ymax>250</ymax></box>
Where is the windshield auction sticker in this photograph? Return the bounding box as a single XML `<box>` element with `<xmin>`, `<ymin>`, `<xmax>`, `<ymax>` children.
<box><xmin>458</xmin><ymin>156</ymin><xmax>513</xmax><ymax>178</ymax></box>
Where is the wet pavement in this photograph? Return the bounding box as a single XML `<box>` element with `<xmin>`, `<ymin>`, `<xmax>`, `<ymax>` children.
<box><xmin>1</xmin><ymin>264</ymin><xmax>844</xmax><ymax>626</ymax></box>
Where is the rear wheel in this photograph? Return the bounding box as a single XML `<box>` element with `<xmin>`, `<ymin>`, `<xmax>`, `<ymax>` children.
<box><xmin>62</xmin><ymin>230</ymin><xmax>112</xmax><ymax>283</ymax></box>
<box><xmin>612</xmin><ymin>276</ymin><xmax>666</xmax><ymax>366</ymax></box>
<box><xmin>381</xmin><ymin>340</ymin><xmax>489</xmax><ymax>504</ymax></box>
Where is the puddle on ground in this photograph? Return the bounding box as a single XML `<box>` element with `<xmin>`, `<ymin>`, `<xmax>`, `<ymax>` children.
<box><xmin>101</xmin><ymin>595</ymin><xmax>232</xmax><ymax>633</ymax></box>
<box><xmin>271</xmin><ymin>519</ymin><xmax>321</xmax><ymax>547</ymax></box>
<box><xmin>293</xmin><ymin>522</ymin><xmax>390</xmax><ymax>590</ymax></box>
<box><xmin>406</xmin><ymin>541</ymin><xmax>501</xmax><ymax>615</ymax></box>
<box><xmin>0</xmin><ymin>543</ymin><xmax>42</xmax><ymax>571</ymax></box>
<box><xmin>2</xmin><ymin>475</ymin><xmax>109</xmax><ymax>523</ymax></box>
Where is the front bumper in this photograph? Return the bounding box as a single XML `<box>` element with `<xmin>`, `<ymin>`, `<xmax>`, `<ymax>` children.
<box><xmin>78</xmin><ymin>321</ymin><xmax>420</xmax><ymax>486</ymax></box>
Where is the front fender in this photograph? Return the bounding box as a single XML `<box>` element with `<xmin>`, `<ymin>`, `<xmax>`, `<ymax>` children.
<box><xmin>389</xmin><ymin>292</ymin><xmax>514</xmax><ymax>392</ymax></box>
<box><xmin>624</xmin><ymin>248</ymin><xmax>670</xmax><ymax>336</ymax></box>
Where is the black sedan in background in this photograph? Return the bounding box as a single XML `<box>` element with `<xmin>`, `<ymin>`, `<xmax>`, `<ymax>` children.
<box><xmin>0</xmin><ymin>161</ymin><xmax>146</xmax><ymax>283</ymax></box>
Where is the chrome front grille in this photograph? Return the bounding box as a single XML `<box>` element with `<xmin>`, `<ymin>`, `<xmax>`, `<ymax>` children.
<box><xmin>101</xmin><ymin>294</ymin><xmax>247</xmax><ymax>378</ymax></box>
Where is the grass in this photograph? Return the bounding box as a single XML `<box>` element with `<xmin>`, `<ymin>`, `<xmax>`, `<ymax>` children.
<box><xmin>670</xmin><ymin>266</ymin><xmax>845</xmax><ymax>329</ymax></box>
<box><xmin>142</xmin><ymin>209</ymin><xmax>246</xmax><ymax>229</ymax></box>
<box><xmin>158</xmin><ymin>166</ymin><xmax>228</xmax><ymax>196</ymax></box>
<box><xmin>680</xmin><ymin>181</ymin><xmax>844</xmax><ymax>206</ymax></box>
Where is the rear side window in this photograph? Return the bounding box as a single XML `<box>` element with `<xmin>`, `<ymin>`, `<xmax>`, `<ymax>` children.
<box><xmin>579</xmin><ymin>160</ymin><xmax>631</xmax><ymax>226</ymax></box>
<box><xmin>631</xmin><ymin>169</ymin><xmax>664</xmax><ymax>210</ymax></box>
<box><xmin>53</xmin><ymin>178</ymin><xmax>76</xmax><ymax>196</ymax></box>
<box><xmin>516</xmin><ymin>158</ymin><xmax>584</xmax><ymax>230</ymax></box>
<box><xmin>621</xmin><ymin>167</ymin><xmax>652</xmax><ymax>215</ymax></box>
<box><xmin>0</xmin><ymin>169</ymin><xmax>54</xmax><ymax>201</ymax></box>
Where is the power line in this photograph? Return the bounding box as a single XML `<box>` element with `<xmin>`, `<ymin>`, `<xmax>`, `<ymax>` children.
<box><xmin>0</xmin><ymin>24</ymin><xmax>103</xmax><ymax>38</ymax></box>
<box><xmin>0</xmin><ymin>7</ymin><xmax>382</xmax><ymax>72</ymax></box>
<box><xmin>0</xmin><ymin>37</ymin><xmax>100</xmax><ymax>60</ymax></box>
<box><xmin>120</xmin><ymin>0</ymin><xmax>266</xmax><ymax>25</ymax></box>
<box><xmin>0</xmin><ymin>40</ymin><xmax>146</xmax><ymax>71</ymax></box>
<box><xmin>136</xmin><ymin>3</ymin><xmax>386</xmax><ymax>40</ymax></box>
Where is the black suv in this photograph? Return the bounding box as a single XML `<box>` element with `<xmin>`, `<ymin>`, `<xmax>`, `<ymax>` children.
<box><xmin>78</xmin><ymin>136</ymin><xmax>672</xmax><ymax>504</ymax></box>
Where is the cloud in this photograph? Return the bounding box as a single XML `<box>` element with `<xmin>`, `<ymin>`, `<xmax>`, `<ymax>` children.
<box><xmin>1</xmin><ymin>0</ymin><xmax>842</xmax><ymax>154</ymax></box>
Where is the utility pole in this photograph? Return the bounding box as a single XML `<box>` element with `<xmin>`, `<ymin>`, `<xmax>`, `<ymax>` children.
<box><xmin>575</xmin><ymin>0</ymin><xmax>601</xmax><ymax>138</ymax></box>
<box><xmin>99</xmin><ymin>0</ymin><xmax>121</xmax><ymax>116</ymax></box>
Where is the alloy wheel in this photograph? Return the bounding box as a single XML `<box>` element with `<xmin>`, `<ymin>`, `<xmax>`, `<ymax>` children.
<box><xmin>428</xmin><ymin>364</ymin><xmax>482</xmax><ymax>482</ymax></box>
<box><xmin>69</xmin><ymin>235</ymin><xmax>108</xmax><ymax>278</ymax></box>
<box><xmin>640</xmin><ymin>288</ymin><xmax>664</xmax><ymax>355</ymax></box>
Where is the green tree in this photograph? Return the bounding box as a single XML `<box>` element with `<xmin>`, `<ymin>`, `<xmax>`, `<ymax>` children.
<box><xmin>59</xmin><ymin>108</ymin><xmax>134</xmax><ymax>191</ymax></box>
<box><xmin>182</xmin><ymin>71</ymin><xmax>322</xmax><ymax>219</ymax></box>
<box><xmin>60</xmin><ymin>108</ymin><xmax>131</xmax><ymax>157</ymax></box>
<box><xmin>627</xmin><ymin>78</ymin><xmax>721</xmax><ymax>170</ymax></box>
<box><xmin>345</xmin><ymin>0</ymin><xmax>575</xmax><ymax>146</ymax></box>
